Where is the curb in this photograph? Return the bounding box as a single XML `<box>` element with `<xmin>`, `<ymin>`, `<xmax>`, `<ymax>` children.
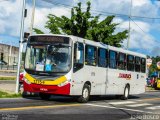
<box><xmin>0</xmin><ymin>70</ymin><xmax>17</xmax><ymax>73</ymax></box>
<box><xmin>0</xmin><ymin>76</ymin><xmax>16</xmax><ymax>77</ymax></box>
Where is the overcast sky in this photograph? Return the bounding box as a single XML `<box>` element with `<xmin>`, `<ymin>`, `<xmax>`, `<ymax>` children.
<box><xmin>0</xmin><ymin>0</ymin><xmax>160</xmax><ymax>56</ymax></box>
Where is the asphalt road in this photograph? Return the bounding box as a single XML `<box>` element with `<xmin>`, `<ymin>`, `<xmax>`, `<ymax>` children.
<box><xmin>0</xmin><ymin>92</ymin><xmax>160</xmax><ymax>120</ymax></box>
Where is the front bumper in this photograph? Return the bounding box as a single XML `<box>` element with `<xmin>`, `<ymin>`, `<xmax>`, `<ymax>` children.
<box><xmin>23</xmin><ymin>81</ymin><xmax>70</xmax><ymax>95</ymax></box>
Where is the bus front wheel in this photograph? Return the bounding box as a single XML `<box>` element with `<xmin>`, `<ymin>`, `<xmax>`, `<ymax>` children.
<box><xmin>39</xmin><ymin>93</ymin><xmax>51</xmax><ymax>100</ymax></box>
<box><xmin>121</xmin><ymin>85</ymin><xmax>130</xmax><ymax>100</ymax></box>
<box><xmin>77</xmin><ymin>84</ymin><xmax>90</xmax><ymax>103</ymax></box>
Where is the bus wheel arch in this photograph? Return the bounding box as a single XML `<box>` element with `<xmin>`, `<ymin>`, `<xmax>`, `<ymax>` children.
<box><xmin>77</xmin><ymin>82</ymin><xmax>91</xmax><ymax>103</ymax></box>
<box><xmin>121</xmin><ymin>84</ymin><xmax>130</xmax><ymax>100</ymax></box>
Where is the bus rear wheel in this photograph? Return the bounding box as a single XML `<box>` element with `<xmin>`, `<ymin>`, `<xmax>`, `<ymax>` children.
<box><xmin>121</xmin><ymin>85</ymin><xmax>130</xmax><ymax>100</ymax></box>
<box><xmin>39</xmin><ymin>93</ymin><xmax>51</xmax><ymax>100</ymax></box>
<box><xmin>77</xmin><ymin>84</ymin><xmax>90</xmax><ymax>103</ymax></box>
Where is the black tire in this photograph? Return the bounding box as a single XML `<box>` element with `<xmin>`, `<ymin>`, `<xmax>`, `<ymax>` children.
<box><xmin>22</xmin><ymin>91</ymin><xmax>28</xmax><ymax>98</ymax></box>
<box><xmin>115</xmin><ymin>95</ymin><xmax>121</xmax><ymax>99</ymax></box>
<box><xmin>121</xmin><ymin>85</ymin><xmax>130</xmax><ymax>100</ymax></box>
<box><xmin>39</xmin><ymin>93</ymin><xmax>51</xmax><ymax>100</ymax></box>
<box><xmin>77</xmin><ymin>84</ymin><xmax>90</xmax><ymax>103</ymax></box>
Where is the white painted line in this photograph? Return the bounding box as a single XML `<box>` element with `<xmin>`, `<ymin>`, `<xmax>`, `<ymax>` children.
<box><xmin>86</xmin><ymin>104</ymin><xmax>153</xmax><ymax>114</ymax></box>
<box><xmin>133</xmin><ymin>100</ymin><xmax>143</xmax><ymax>102</ymax></box>
<box><xmin>108</xmin><ymin>101</ymin><xmax>136</xmax><ymax>105</ymax></box>
<box><xmin>146</xmin><ymin>106</ymin><xmax>160</xmax><ymax>110</ymax></box>
<box><xmin>126</xmin><ymin>103</ymin><xmax>152</xmax><ymax>107</ymax></box>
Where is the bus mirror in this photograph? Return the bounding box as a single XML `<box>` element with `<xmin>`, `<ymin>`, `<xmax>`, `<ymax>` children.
<box><xmin>76</xmin><ymin>50</ymin><xmax>81</xmax><ymax>61</ymax></box>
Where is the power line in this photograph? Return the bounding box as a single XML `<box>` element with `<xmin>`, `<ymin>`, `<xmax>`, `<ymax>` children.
<box><xmin>130</xmin><ymin>17</ymin><xmax>146</xmax><ymax>34</ymax></box>
<box><xmin>0</xmin><ymin>0</ymin><xmax>9</xmax><ymax>2</ymax></box>
<box><xmin>41</xmin><ymin>0</ymin><xmax>160</xmax><ymax>20</ymax></box>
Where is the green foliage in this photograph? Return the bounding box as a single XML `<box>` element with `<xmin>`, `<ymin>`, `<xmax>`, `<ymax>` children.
<box><xmin>0</xmin><ymin>77</ymin><xmax>16</xmax><ymax>80</ymax></box>
<box><xmin>148</xmin><ymin>56</ymin><xmax>160</xmax><ymax>75</ymax></box>
<box><xmin>33</xmin><ymin>28</ymin><xmax>44</xmax><ymax>34</ymax></box>
<box><xmin>0</xmin><ymin>91</ymin><xmax>21</xmax><ymax>98</ymax></box>
<box><xmin>34</xmin><ymin>2</ymin><xmax>128</xmax><ymax>47</ymax></box>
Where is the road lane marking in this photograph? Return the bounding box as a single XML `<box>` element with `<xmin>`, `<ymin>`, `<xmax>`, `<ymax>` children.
<box><xmin>126</xmin><ymin>103</ymin><xmax>152</xmax><ymax>107</ymax></box>
<box><xmin>146</xmin><ymin>106</ymin><xmax>160</xmax><ymax>110</ymax></box>
<box><xmin>86</xmin><ymin>104</ymin><xmax>153</xmax><ymax>114</ymax></box>
<box><xmin>108</xmin><ymin>101</ymin><xmax>136</xmax><ymax>105</ymax></box>
<box><xmin>140</xmin><ymin>98</ymin><xmax>160</xmax><ymax>101</ymax></box>
<box><xmin>0</xmin><ymin>104</ymin><xmax>80</xmax><ymax>111</ymax></box>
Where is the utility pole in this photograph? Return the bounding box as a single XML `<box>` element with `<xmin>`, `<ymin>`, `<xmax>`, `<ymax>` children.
<box><xmin>127</xmin><ymin>0</ymin><xmax>132</xmax><ymax>50</ymax></box>
<box><xmin>30</xmin><ymin>0</ymin><xmax>36</xmax><ymax>35</ymax></box>
<box><xmin>15</xmin><ymin>0</ymin><xmax>26</xmax><ymax>93</ymax></box>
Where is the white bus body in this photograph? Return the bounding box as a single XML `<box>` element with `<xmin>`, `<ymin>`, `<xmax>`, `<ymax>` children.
<box><xmin>23</xmin><ymin>34</ymin><xmax>146</xmax><ymax>102</ymax></box>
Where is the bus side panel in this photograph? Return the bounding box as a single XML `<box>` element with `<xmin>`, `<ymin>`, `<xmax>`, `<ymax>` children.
<box><xmin>71</xmin><ymin>65</ymin><xmax>106</xmax><ymax>95</ymax></box>
<box><xmin>83</xmin><ymin>66</ymin><xmax>106</xmax><ymax>95</ymax></box>
<box><xmin>106</xmin><ymin>69</ymin><xmax>122</xmax><ymax>95</ymax></box>
<box><xmin>106</xmin><ymin>69</ymin><xmax>146</xmax><ymax>95</ymax></box>
<box><xmin>70</xmin><ymin>68</ymin><xmax>85</xmax><ymax>95</ymax></box>
<box><xmin>129</xmin><ymin>73</ymin><xmax>146</xmax><ymax>94</ymax></box>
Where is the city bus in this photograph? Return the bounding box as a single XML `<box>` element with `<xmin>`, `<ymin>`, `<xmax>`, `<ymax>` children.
<box><xmin>23</xmin><ymin>34</ymin><xmax>146</xmax><ymax>103</ymax></box>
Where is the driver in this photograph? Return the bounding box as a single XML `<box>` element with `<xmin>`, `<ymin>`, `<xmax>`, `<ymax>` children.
<box><xmin>46</xmin><ymin>46</ymin><xmax>57</xmax><ymax>66</ymax></box>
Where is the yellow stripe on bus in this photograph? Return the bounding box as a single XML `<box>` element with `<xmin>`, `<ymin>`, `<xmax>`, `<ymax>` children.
<box><xmin>25</xmin><ymin>73</ymin><xmax>67</xmax><ymax>85</ymax></box>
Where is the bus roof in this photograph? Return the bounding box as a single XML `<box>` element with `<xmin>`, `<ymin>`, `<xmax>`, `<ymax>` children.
<box><xmin>30</xmin><ymin>34</ymin><xmax>146</xmax><ymax>58</ymax></box>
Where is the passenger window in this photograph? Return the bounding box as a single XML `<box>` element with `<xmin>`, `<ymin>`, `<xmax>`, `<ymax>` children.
<box><xmin>135</xmin><ymin>57</ymin><xmax>141</xmax><ymax>72</ymax></box>
<box><xmin>127</xmin><ymin>55</ymin><xmax>134</xmax><ymax>71</ymax></box>
<box><xmin>98</xmin><ymin>48</ymin><xmax>107</xmax><ymax>67</ymax></box>
<box><xmin>85</xmin><ymin>45</ymin><xmax>97</xmax><ymax>66</ymax></box>
<box><xmin>109</xmin><ymin>50</ymin><xmax>117</xmax><ymax>69</ymax></box>
<box><xmin>141</xmin><ymin>58</ymin><xmax>146</xmax><ymax>73</ymax></box>
<box><xmin>73</xmin><ymin>42</ymin><xmax>84</xmax><ymax>72</ymax></box>
<box><xmin>117</xmin><ymin>53</ymin><xmax>126</xmax><ymax>70</ymax></box>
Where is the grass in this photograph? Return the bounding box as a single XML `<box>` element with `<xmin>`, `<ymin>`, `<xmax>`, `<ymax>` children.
<box><xmin>0</xmin><ymin>91</ymin><xmax>21</xmax><ymax>98</ymax></box>
<box><xmin>146</xmin><ymin>86</ymin><xmax>156</xmax><ymax>90</ymax></box>
<box><xmin>0</xmin><ymin>76</ymin><xmax>16</xmax><ymax>80</ymax></box>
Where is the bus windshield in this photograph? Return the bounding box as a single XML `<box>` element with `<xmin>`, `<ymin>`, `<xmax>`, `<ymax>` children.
<box><xmin>25</xmin><ymin>44</ymin><xmax>71</xmax><ymax>73</ymax></box>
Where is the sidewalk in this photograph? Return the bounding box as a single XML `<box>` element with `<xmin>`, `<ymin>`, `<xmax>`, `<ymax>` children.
<box><xmin>0</xmin><ymin>70</ymin><xmax>17</xmax><ymax>73</ymax></box>
<box><xmin>0</xmin><ymin>81</ymin><xmax>16</xmax><ymax>93</ymax></box>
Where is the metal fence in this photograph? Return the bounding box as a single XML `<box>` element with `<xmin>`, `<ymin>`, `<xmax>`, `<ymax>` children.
<box><xmin>0</xmin><ymin>65</ymin><xmax>18</xmax><ymax>70</ymax></box>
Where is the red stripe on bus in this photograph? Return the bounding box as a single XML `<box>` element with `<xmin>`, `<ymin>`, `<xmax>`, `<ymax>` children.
<box><xmin>23</xmin><ymin>82</ymin><xmax>70</xmax><ymax>95</ymax></box>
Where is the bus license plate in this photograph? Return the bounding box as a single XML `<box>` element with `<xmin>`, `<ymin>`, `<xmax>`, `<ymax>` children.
<box><xmin>33</xmin><ymin>80</ymin><xmax>45</xmax><ymax>84</ymax></box>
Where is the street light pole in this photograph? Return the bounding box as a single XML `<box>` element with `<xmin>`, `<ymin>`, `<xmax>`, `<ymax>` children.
<box><xmin>30</xmin><ymin>0</ymin><xmax>36</xmax><ymax>35</ymax></box>
<box><xmin>127</xmin><ymin>0</ymin><xmax>132</xmax><ymax>50</ymax></box>
<box><xmin>15</xmin><ymin>0</ymin><xmax>26</xmax><ymax>93</ymax></box>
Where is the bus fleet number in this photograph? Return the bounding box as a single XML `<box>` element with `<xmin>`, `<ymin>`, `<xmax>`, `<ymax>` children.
<box><xmin>33</xmin><ymin>80</ymin><xmax>45</xmax><ymax>84</ymax></box>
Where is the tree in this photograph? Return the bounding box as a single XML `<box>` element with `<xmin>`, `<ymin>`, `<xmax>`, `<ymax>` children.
<box><xmin>148</xmin><ymin>56</ymin><xmax>160</xmax><ymax>75</ymax></box>
<box><xmin>34</xmin><ymin>2</ymin><xmax>128</xmax><ymax>47</ymax></box>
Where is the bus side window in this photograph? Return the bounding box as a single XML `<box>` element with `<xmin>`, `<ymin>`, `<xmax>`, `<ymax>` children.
<box><xmin>117</xmin><ymin>53</ymin><xmax>126</xmax><ymax>70</ymax></box>
<box><xmin>85</xmin><ymin>45</ymin><xmax>97</xmax><ymax>66</ymax></box>
<box><xmin>98</xmin><ymin>48</ymin><xmax>107</xmax><ymax>67</ymax></box>
<box><xmin>73</xmin><ymin>42</ymin><xmax>84</xmax><ymax>72</ymax></box>
<box><xmin>141</xmin><ymin>58</ymin><xmax>146</xmax><ymax>73</ymax></box>
<box><xmin>135</xmin><ymin>57</ymin><xmax>141</xmax><ymax>72</ymax></box>
<box><xmin>127</xmin><ymin>55</ymin><xmax>134</xmax><ymax>71</ymax></box>
<box><xmin>109</xmin><ymin>50</ymin><xmax>117</xmax><ymax>69</ymax></box>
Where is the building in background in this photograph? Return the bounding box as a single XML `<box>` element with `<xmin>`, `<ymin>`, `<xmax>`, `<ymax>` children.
<box><xmin>0</xmin><ymin>36</ymin><xmax>19</xmax><ymax>66</ymax></box>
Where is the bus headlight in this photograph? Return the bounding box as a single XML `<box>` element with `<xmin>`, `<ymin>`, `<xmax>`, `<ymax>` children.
<box><xmin>58</xmin><ymin>81</ymin><xmax>69</xmax><ymax>87</ymax></box>
<box><xmin>24</xmin><ymin>78</ymin><xmax>31</xmax><ymax>84</ymax></box>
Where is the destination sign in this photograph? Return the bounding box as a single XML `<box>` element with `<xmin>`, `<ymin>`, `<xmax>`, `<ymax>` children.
<box><xmin>29</xmin><ymin>36</ymin><xmax>70</xmax><ymax>44</ymax></box>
